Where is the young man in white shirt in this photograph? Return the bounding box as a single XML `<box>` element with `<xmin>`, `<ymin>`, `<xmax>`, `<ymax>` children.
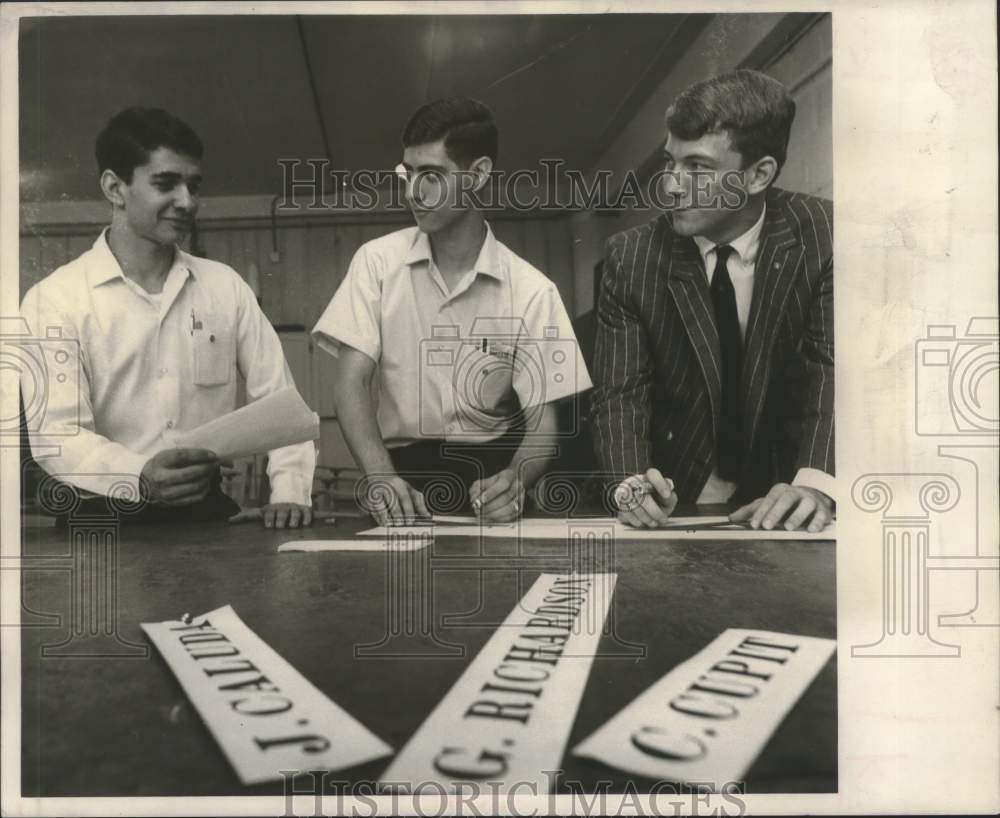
<box><xmin>21</xmin><ymin>107</ymin><xmax>315</xmax><ymax>527</ymax></box>
<box><xmin>313</xmin><ymin>97</ymin><xmax>591</xmax><ymax>525</ymax></box>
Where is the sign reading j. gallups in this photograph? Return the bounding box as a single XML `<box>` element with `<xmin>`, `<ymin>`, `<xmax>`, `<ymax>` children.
<box><xmin>142</xmin><ymin>605</ymin><xmax>392</xmax><ymax>784</ymax></box>
<box><xmin>380</xmin><ymin>573</ymin><xmax>616</xmax><ymax>793</ymax></box>
<box><xmin>573</xmin><ymin>629</ymin><xmax>835</xmax><ymax>785</ymax></box>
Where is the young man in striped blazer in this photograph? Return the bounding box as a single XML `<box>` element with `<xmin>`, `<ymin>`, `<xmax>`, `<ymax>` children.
<box><xmin>592</xmin><ymin>69</ymin><xmax>834</xmax><ymax>533</ymax></box>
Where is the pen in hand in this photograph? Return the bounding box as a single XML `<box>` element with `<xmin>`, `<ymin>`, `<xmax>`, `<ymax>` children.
<box><xmin>616</xmin><ymin>469</ymin><xmax>677</xmax><ymax>528</ymax></box>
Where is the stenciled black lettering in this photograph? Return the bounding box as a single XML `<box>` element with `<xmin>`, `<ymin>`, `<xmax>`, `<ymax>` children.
<box><xmin>494</xmin><ymin>663</ymin><xmax>551</xmax><ymax>684</ymax></box>
<box><xmin>464</xmin><ymin>700</ymin><xmax>532</xmax><ymax>724</ymax></box>
<box><xmin>518</xmin><ymin>632</ymin><xmax>569</xmax><ymax>647</ymax></box>
<box><xmin>631</xmin><ymin>726</ymin><xmax>708</xmax><ymax>762</ymax></box>
<box><xmin>739</xmin><ymin>636</ymin><xmax>800</xmax><ymax>653</ymax></box>
<box><xmin>533</xmin><ymin>605</ymin><xmax>579</xmax><ymax>618</ymax></box>
<box><xmin>708</xmin><ymin>659</ymin><xmax>774</xmax><ymax>682</ymax></box>
<box><xmin>669</xmin><ymin>692</ymin><xmax>739</xmax><ymax>719</ymax></box>
<box><xmin>217</xmin><ymin>674</ymin><xmax>280</xmax><ymax>693</ymax></box>
<box><xmin>178</xmin><ymin>632</ymin><xmax>229</xmax><ymax>645</ymax></box>
<box><xmin>550</xmin><ymin>577</ymin><xmax>592</xmax><ymax>589</ymax></box>
<box><xmin>254</xmin><ymin>733</ymin><xmax>331</xmax><ymax>753</ymax></box>
<box><xmin>691</xmin><ymin>677</ymin><xmax>759</xmax><ymax>699</ymax></box>
<box><xmin>504</xmin><ymin>644</ymin><xmax>562</xmax><ymax>666</ymax></box>
<box><xmin>524</xmin><ymin>616</ymin><xmax>573</xmax><ymax>631</ymax></box>
<box><xmin>168</xmin><ymin>619</ymin><xmax>214</xmax><ymax>632</ymax></box>
<box><xmin>202</xmin><ymin>659</ymin><xmax>259</xmax><ymax>677</ymax></box>
<box><xmin>479</xmin><ymin>681</ymin><xmax>543</xmax><ymax>699</ymax></box>
<box><xmin>187</xmin><ymin>645</ymin><xmax>241</xmax><ymax>660</ymax></box>
<box><xmin>432</xmin><ymin>746</ymin><xmax>509</xmax><ymax>779</ymax></box>
<box><xmin>231</xmin><ymin>695</ymin><xmax>293</xmax><ymax>716</ymax></box>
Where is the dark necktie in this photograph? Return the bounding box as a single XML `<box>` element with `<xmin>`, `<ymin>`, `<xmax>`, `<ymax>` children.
<box><xmin>710</xmin><ymin>245</ymin><xmax>743</xmax><ymax>479</ymax></box>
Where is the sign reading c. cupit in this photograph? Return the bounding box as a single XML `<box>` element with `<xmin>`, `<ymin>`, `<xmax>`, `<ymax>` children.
<box><xmin>573</xmin><ymin>629</ymin><xmax>835</xmax><ymax>786</ymax></box>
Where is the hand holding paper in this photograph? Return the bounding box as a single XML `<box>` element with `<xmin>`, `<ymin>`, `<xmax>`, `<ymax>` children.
<box><xmin>140</xmin><ymin>447</ymin><xmax>221</xmax><ymax>506</ymax></box>
<box><xmin>172</xmin><ymin>386</ymin><xmax>319</xmax><ymax>460</ymax></box>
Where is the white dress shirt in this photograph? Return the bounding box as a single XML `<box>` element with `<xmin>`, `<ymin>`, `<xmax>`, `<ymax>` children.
<box><xmin>20</xmin><ymin>230</ymin><xmax>315</xmax><ymax>505</ymax></box>
<box><xmin>312</xmin><ymin>222</ymin><xmax>592</xmax><ymax>447</ymax></box>
<box><xmin>692</xmin><ymin>206</ymin><xmax>835</xmax><ymax>504</ymax></box>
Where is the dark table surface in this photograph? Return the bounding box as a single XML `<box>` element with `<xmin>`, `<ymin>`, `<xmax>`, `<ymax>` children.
<box><xmin>19</xmin><ymin>507</ymin><xmax>836</xmax><ymax>797</ymax></box>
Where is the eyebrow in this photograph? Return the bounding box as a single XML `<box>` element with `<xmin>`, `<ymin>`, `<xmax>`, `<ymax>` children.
<box><xmin>400</xmin><ymin>162</ymin><xmax>447</xmax><ymax>173</ymax></box>
<box><xmin>150</xmin><ymin>171</ymin><xmax>203</xmax><ymax>182</ymax></box>
<box><xmin>662</xmin><ymin>150</ymin><xmax>718</xmax><ymax>164</ymax></box>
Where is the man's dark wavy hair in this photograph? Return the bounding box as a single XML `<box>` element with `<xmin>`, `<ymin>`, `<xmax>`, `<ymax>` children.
<box><xmin>96</xmin><ymin>107</ymin><xmax>203</xmax><ymax>182</ymax></box>
<box><xmin>666</xmin><ymin>69</ymin><xmax>796</xmax><ymax>178</ymax></box>
<box><xmin>402</xmin><ymin>97</ymin><xmax>498</xmax><ymax>166</ymax></box>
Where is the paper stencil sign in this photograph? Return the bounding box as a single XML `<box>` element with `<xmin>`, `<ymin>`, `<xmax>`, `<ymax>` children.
<box><xmin>279</xmin><ymin>536</ymin><xmax>432</xmax><ymax>552</ymax></box>
<box><xmin>142</xmin><ymin>605</ymin><xmax>392</xmax><ymax>784</ymax></box>
<box><xmin>380</xmin><ymin>573</ymin><xmax>616</xmax><ymax>793</ymax></box>
<box><xmin>360</xmin><ymin>518</ymin><xmax>835</xmax><ymax>541</ymax></box>
<box><xmin>573</xmin><ymin>629</ymin><xmax>835</xmax><ymax>785</ymax></box>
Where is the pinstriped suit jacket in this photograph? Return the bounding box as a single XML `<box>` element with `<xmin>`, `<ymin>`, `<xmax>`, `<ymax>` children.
<box><xmin>591</xmin><ymin>188</ymin><xmax>834</xmax><ymax>503</ymax></box>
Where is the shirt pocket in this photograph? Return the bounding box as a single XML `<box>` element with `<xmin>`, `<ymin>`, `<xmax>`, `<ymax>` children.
<box><xmin>192</xmin><ymin>313</ymin><xmax>235</xmax><ymax>387</ymax></box>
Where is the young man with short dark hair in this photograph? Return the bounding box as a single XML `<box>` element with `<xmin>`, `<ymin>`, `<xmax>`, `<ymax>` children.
<box><xmin>313</xmin><ymin>97</ymin><xmax>591</xmax><ymax>525</ymax></box>
<box><xmin>21</xmin><ymin>107</ymin><xmax>315</xmax><ymax>527</ymax></box>
<box><xmin>592</xmin><ymin>69</ymin><xmax>834</xmax><ymax>532</ymax></box>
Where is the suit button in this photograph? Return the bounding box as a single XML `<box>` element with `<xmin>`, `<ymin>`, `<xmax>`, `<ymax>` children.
<box><xmin>666</xmin><ymin>431</ymin><xmax>674</xmax><ymax>441</ymax></box>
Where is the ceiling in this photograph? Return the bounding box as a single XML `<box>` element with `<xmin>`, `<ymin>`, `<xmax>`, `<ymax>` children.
<box><xmin>18</xmin><ymin>13</ymin><xmax>710</xmax><ymax>203</ymax></box>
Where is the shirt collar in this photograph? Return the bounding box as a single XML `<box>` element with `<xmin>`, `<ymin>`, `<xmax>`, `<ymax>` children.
<box><xmin>86</xmin><ymin>228</ymin><xmax>194</xmax><ymax>289</ymax></box>
<box><xmin>692</xmin><ymin>203</ymin><xmax>767</xmax><ymax>268</ymax></box>
<box><xmin>404</xmin><ymin>221</ymin><xmax>503</xmax><ymax>281</ymax></box>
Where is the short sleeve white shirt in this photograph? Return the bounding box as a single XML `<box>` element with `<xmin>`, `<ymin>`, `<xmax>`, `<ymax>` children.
<box><xmin>312</xmin><ymin>222</ymin><xmax>592</xmax><ymax>446</ymax></box>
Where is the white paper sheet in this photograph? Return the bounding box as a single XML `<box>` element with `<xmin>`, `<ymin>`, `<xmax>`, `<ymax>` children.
<box><xmin>380</xmin><ymin>573</ymin><xmax>616</xmax><ymax>793</ymax></box>
<box><xmin>432</xmin><ymin>515</ymin><xmax>595</xmax><ymax>527</ymax></box>
<box><xmin>432</xmin><ymin>514</ymin><xmax>481</xmax><ymax>524</ymax></box>
<box><xmin>278</xmin><ymin>537</ymin><xmax>431</xmax><ymax>553</ymax></box>
<box><xmin>572</xmin><ymin>629</ymin><xmax>835</xmax><ymax>786</ymax></box>
<box><xmin>142</xmin><ymin>605</ymin><xmax>392</xmax><ymax>784</ymax></box>
<box><xmin>172</xmin><ymin>386</ymin><xmax>319</xmax><ymax>460</ymax></box>
<box><xmin>360</xmin><ymin>517</ymin><xmax>835</xmax><ymax>541</ymax></box>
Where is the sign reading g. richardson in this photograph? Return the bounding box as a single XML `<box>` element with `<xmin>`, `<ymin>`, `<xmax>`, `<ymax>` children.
<box><xmin>573</xmin><ymin>629</ymin><xmax>835</xmax><ymax>785</ymax></box>
<box><xmin>380</xmin><ymin>573</ymin><xmax>616</xmax><ymax>793</ymax></box>
<box><xmin>142</xmin><ymin>605</ymin><xmax>392</xmax><ymax>785</ymax></box>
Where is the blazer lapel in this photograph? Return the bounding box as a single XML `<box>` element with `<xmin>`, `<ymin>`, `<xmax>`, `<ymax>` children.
<box><xmin>741</xmin><ymin>201</ymin><xmax>804</xmax><ymax>456</ymax></box>
<box><xmin>665</xmin><ymin>227</ymin><xmax>723</xmax><ymax>439</ymax></box>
